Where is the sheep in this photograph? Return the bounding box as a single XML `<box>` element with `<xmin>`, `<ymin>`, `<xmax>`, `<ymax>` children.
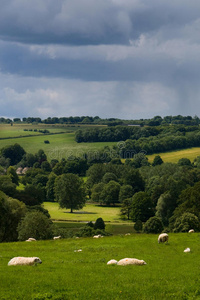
<box><xmin>184</xmin><ymin>248</ymin><xmax>191</xmax><ymax>253</ymax></box>
<box><xmin>53</xmin><ymin>236</ymin><xmax>61</xmax><ymax>240</ymax></box>
<box><xmin>107</xmin><ymin>259</ymin><xmax>118</xmax><ymax>265</ymax></box>
<box><xmin>93</xmin><ymin>234</ymin><xmax>103</xmax><ymax>238</ymax></box>
<box><xmin>158</xmin><ymin>233</ymin><xmax>169</xmax><ymax>243</ymax></box>
<box><xmin>8</xmin><ymin>257</ymin><xmax>42</xmax><ymax>266</ymax></box>
<box><xmin>188</xmin><ymin>229</ymin><xmax>194</xmax><ymax>233</ymax></box>
<box><xmin>74</xmin><ymin>249</ymin><xmax>82</xmax><ymax>252</ymax></box>
<box><xmin>117</xmin><ymin>258</ymin><xmax>147</xmax><ymax>266</ymax></box>
<box><xmin>25</xmin><ymin>238</ymin><xmax>36</xmax><ymax>242</ymax></box>
<box><xmin>125</xmin><ymin>233</ymin><xmax>131</xmax><ymax>236</ymax></box>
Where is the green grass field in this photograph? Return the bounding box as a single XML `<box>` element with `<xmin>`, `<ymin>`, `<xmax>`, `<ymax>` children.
<box><xmin>43</xmin><ymin>202</ymin><xmax>122</xmax><ymax>223</ymax></box>
<box><xmin>1</xmin><ymin>233</ymin><xmax>200</xmax><ymax>299</ymax></box>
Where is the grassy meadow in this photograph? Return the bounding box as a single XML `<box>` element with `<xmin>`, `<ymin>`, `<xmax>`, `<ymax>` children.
<box><xmin>0</xmin><ymin>124</ymin><xmax>116</xmax><ymax>160</ymax></box>
<box><xmin>44</xmin><ymin>202</ymin><xmax>122</xmax><ymax>223</ymax></box>
<box><xmin>1</xmin><ymin>233</ymin><xmax>200</xmax><ymax>299</ymax></box>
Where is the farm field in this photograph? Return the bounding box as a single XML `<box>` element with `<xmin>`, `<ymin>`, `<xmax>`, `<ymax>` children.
<box><xmin>147</xmin><ymin>147</ymin><xmax>200</xmax><ymax>164</ymax></box>
<box><xmin>1</xmin><ymin>233</ymin><xmax>200</xmax><ymax>299</ymax></box>
<box><xmin>43</xmin><ymin>202</ymin><xmax>122</xmax><ymax>223</ymax></box>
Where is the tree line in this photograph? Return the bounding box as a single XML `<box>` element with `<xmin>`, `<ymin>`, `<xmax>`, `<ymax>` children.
<box><xmin>1</xmin><ymin>114</ymin><xmax>200</xmax><ymax>126</ymax></box>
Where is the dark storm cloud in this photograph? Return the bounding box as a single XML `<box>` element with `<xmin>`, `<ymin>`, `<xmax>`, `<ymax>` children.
<box><xmin>0</xmin><ymin>0</ymin><xmax>200</xmax><ymax>119</ymax></box>
<box><xmin>0</xmin><ymin>0</ymin><xmax>200</xmax><ymax>45</ymax></box>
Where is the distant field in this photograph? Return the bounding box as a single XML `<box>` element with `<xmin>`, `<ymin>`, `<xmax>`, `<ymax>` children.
<box><xmin>0</xmin><ymin>124</ymin><xmax>116</xmax><ymax>160</ymax></box>
<box><xmin>43</xmin><ymin>202</ymin><xmax>123</xmax><ymax>223</ymax></box>
<box><xmin>147</xmin><ymin>147</ymin><xmax>200</xmax><ymax>164</ymax></box>
<box><xmin>1</xmin><ymin>124</ymin><xmax>200</xmax><ymax>162</ymax></box>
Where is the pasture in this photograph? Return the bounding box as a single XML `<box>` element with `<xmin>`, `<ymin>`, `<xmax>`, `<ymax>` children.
<box><xmin>147</xmin><ymin>147</ymin><xmax>200</xmax><ymax>164</ymax></box>
<box><xmin>1</xmin><ymin>233</ymin><xmax>200</xmax><ymax>299</ymax></box>
<box><xmin>43</xmin><ymin>202</ymin><xmax>122</xmax><ymax>223</ymax></box>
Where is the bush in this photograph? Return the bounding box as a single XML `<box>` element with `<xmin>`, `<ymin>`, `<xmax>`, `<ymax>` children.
<box><xmin>143</xmin><ymin>216</ymin><xmax>164</xmax><ymax>234</ymax></box>
<box><xmin>134</xmin><ymin>220</ymin><xmax>143</xmax><ymax>232</ymax></box>
<box><xmin>173</xmin><ymin>212</ymin><xmax>200</xmax><ymax>232</ymax></box>
<box><xmin>17</xmin><ymin>211</ymin><xmax>53</xmax><ymax>241</ymax></box>
<box><xmin>94</xmin><ymin>218</ymin><xmax>105</xmax><ymax>230</ymax></box>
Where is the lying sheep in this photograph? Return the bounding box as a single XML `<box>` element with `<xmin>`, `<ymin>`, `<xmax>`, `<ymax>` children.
<box><xmin>117</xmin><ymin>258</ymin><xmax>147</xmax><ymax>266</ymax></box>
<box><xmin>8</xmin><ymin>257</ymin><xmax>42</xmax><ymax>266</ymax></box>
<box><xmin>26</xmin><ymin>238</ymin><xmax>36</xmax><ymax>242</ymax></box>
<box><xmin>158</xmin><ymin>233</ymin><xmax>169</xmax><ymax>243</ymax></box>
<box><xmin>93</xmin><ymin>234</ymin><xmax>103</xmax><ymax>238</ymax></box>
<box><xmin>184</xmin><ymin>248</ymin><xmax>191</xmax><ymax>253</ymax></box>
<box><xmin>188</xmin><ymin>229</ymin><xmax>194</xmax><ymax>233</ymax></box>
<box><xmin>107</xmin><ymin>259</ymin><xmax>118</xmax><ymax>265</ymax></box>
<box><xmin>53</xmin><ymin>236</ymin><xmax>61</xmax><ymax>240</ymax></box>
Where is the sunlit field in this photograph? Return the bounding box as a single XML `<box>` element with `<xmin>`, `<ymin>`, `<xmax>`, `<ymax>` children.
<box><xmin>147</xmin><ymin>147</ymin><xmax>200</xmax><ymax>164</ymax></box>
<box><xmin>43</xmin><ymin>202</ymin><xmax>122</xmax><ymax>223</ymax></box>
<box><xmin>1</xmin><ymin>233</ymin><xmax>200</xmax><ymax>299</ymax></box>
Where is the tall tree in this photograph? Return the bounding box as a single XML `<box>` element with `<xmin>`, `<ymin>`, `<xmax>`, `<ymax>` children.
<box><xmin>54</xmin><ymin>173</ymin><xmax>86</xmax><ymax>213</ymax></box>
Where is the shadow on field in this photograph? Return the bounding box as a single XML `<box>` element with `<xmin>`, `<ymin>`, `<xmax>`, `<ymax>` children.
<box><xmin>63</xmin><ymin>211</ymin><xmax>97</xmax><ymax>214</ymax></box>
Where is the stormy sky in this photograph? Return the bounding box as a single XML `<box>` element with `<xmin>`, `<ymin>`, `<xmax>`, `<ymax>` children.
<box><xmin>0</xmin><ymin>0</ymin><xmax>200</xmax><ymax>120</ymax></box>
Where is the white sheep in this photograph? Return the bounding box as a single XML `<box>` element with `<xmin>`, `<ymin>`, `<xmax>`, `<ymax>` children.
<box><xmin>107</xmin><ymin>259</ymin><xmax>118</xmax><ymax>265</ymax></box>
<box><xmin>53</xmin><ymin>236</ymin><xmax>61</xmax><ymax>240</ymax></box>
<box><xmin>117</xmin><ymin>258</ymin><xmax>147</xmax><ymax>266</ymax></box>
<box><xmin>184</xmin><ymin>248</ymin><xmax>191</xmax><ymax>253</ymax></box>
<box><xmin>93</xmin><ymin>234</ymin><xmax>103</xmax><ymax>238</ymax></box>
<box><xmin>8</xmin><ymin>257</ymin><xmax>42</xmax><ymax>266</ymax></box>
<box><xmin>25</xmin><ymin>238</ymin><xmax>36</xmax><ymax>242</ymax></box>
<box><xmin>188</xmin><ymin>229</ymin><xmax>194</xmax><ymax>233</ymax></box>
<box><xmin>158</xmin><ymin>233</ymin><xmax>169</xmax><ymax>243</ymax></box>
<box><xmin>125</xmin><ymin>233</ymin><xmax>131</xmax><ymax>236</ymax></box>
<box><xmin>74</xmin><ymin>249</ymin><xmax>82</xmax><ymax>252</ymax></box>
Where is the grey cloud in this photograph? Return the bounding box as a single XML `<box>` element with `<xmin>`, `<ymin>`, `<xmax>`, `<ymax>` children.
<box><xmin>0</xmin><ymin>0</ymin><xmax>200</xmax><ymax>45</ymax></box>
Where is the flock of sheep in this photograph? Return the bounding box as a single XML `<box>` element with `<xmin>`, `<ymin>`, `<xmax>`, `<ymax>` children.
<box><xmin>7</xmin><ymin>230</ymin><xmax>194</xmax><ymax>266</ymax></box>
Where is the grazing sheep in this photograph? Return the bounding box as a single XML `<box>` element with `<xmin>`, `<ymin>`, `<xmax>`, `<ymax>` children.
<box><xmin>158</xmin><ymin>233</ymin><xmax>169</xmax><ymax>243</ymax></box>
<box><xmin>53</xmin><ymin>236</ymin><xmax>61</xmax><ymax>240</ymax></box>
<box><xmin>125</xmin><ymin>233</ymin><xmax>131</xmax><ymax>236</ymax></box>
<box><xmin>25</xmin><ymin>238</ymin><xmax>36</xmax><ymax>242</ymax></box>
<box><xmin>188</xmin><ymin>229</ymin><xmax>194</xmax><ymax>233</ymax></box>
<box><xmin>184</xmin><ymin>248</ymin><xmax>191</xmax><ymax>253</ymax></box>
<box><xmin>107</xmin><ymin>259</ymin><xmax>118</xmax><ymax>265</ymax></box>
<box><xmin>74</xmin><ymin>249</ymin><xmax>82</xmax><ymax>252</ymax></box>
<box><xmin>117</xmin><ymin>258</ymin><xmax>147</xmax><ymax>266</ymax></box>
<box><xmin>8</xmin><ymin>257</ymin><xmax>42</xmax><ymax>266</ymax></box>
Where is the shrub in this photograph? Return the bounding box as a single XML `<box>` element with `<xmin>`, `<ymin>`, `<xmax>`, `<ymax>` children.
<box><xmin>143</xmin><ymin>216</ymin><xmax>164</xmax><ymax>234</ymax></box>
<box><xmin>44</xmin><ymin>140</ymin><xmax>50</xmax><ymax>144</ymax></box>
<box><xmin>134</xmin><ymin>220</ymin><xmax>143</xmax><ymax>232</ymax></box>
<box><xmin>173</xmin><ymin>212</ymin><xmax>200</xmax><ymax>232</ymax></box>
<box><xmin>94</xmin><ymin>218</ymin><xmax>105</xmax><ymax>230</ymax></box>
<box><xmin>17</xmin><ymin>211</ymin><xmax>53</xmax><ymax>241</ymax></box>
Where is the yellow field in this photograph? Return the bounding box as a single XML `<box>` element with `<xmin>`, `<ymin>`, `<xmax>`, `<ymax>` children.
<box><xmin>147</xmin><ymin>147</ymin><xmax>200</xmax><ymax>163</ymax></box>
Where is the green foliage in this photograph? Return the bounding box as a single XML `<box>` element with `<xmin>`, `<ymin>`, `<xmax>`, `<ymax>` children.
<box><xmin>119</xmin><ymin>185</ymin><xmax>133</xmax><ymax>202</ymax></box>
<box><xmin>156</xmin><ymin>192</ymin><xmax>176</xmax><ymax>226</ymax></box>
<box><xmin>0</xmin><ymin>191</ymin><xmax>26</xmax><ymax>242</ymax></box>
<box><xmin>54</xmin><ymin>173</ymin><xmax>86</xmax><ymax>213</ymax></box>
<box><xmin>100</xmin><ymin>180</ymin><xmax>120</xmax><ymax>205</ymax></box>
<box><xmin>0</xmin><ymin>174</ymin><xmax>17</xmax><ymax>197</ymax></box>
<box><xmin>134</xmin><ymin>220</ymin><xmax>143</xmax><ymax>232</ymax></box>
<box><xmin>94</xmin><ymin>217</ymin><xmax>105</xmax><ymax>230</ymax></box>
<box><xmin>1</xmin><ymin>143</ymin><xmax>26</xmax><ymax>165</ymax></box>
<box><xmin>143</xmin><ymin>216</ymin><xmax>164</xmax><ymax>233</ymax></box>
<box><xmin>173</xmin><ymin>212</ymin><xmax>200</xmax><ymax>232</ymax></box>
<box><xmin>17</xmin><ymin>211</ymin><xmax>53</xmax><ymax>241</ymax></box>
<box><xmin>120</xmin><ymin>198</ymin><xmax>133</xmax><ymax>220</ymax></box>
<box><xmin>152</xmin><ymin>155</ymin><xmax>163</xmax><ymax>166</ymax></box>
<box><xmin>46</xmin><ymin>172</ymin><xmax>57</xmax><ymax>202</ymax></box>
<box><xmin>177</xmin><ymin>158</ymin><xmax>192</xmax><ymax>167</ymax></box>
<box><xmin>7</xmin><ymin>166</ymin><xmax>19</xmax><ymax>185</ymax></box>
<box><xmin>130</xmin><ymin>192</ymin><xmax>154</xmax><ymax>222</ymax></box>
